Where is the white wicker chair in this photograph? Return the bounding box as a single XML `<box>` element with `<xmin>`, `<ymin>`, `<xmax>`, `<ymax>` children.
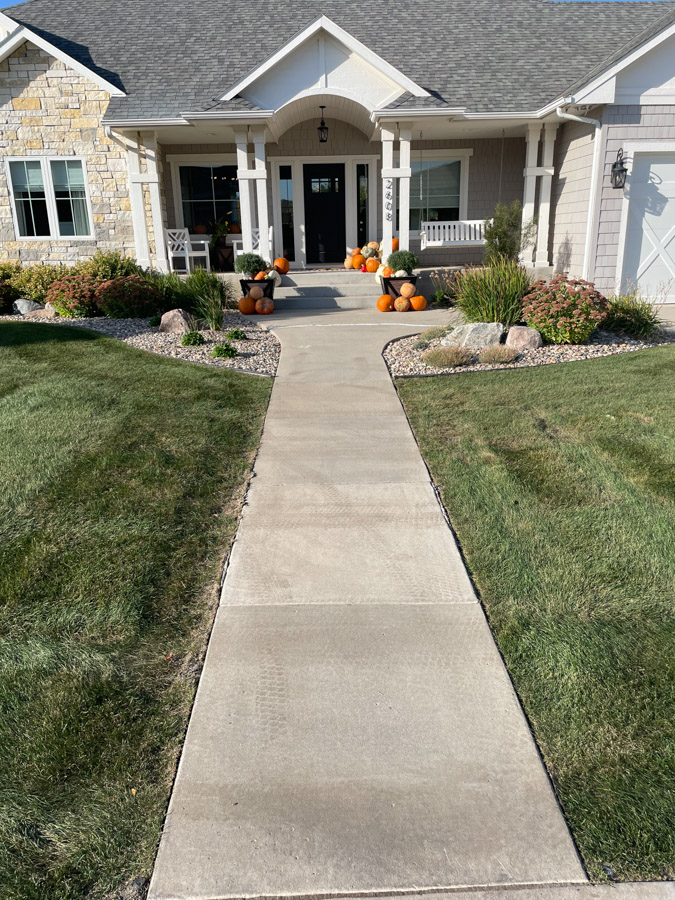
<box><xmin>165</xmin><ymin>228</ymin><xmax>211</xmax><ymax>273</ymax></box>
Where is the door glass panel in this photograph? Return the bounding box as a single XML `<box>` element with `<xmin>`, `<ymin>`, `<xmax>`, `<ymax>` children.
<box><xmin>279</xmin><ymin>164</ymin><xmax>295</xmax><ymax>262</ymax></box>
<box><xmin>9</xmin><ymin>160</ymin><xmax>51</xmax><ymax>237</ymax></box>
<box><xmin>356</xmin><ymin>163</ymin><xmax>368</xmax><ymax>247</ymax></box>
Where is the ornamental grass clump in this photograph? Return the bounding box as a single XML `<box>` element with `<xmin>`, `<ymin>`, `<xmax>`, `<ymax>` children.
<box><xmin>523</xmin><ymin>275</ymin><xmax>608</xmax><ymax>344</ymax></box>
<box><xmin>94</xmin><ymin>275</ymin><xmax>161</xmax><ymax>318</ymax></box>
<box><xmin>187</xmin><ymin>269</ymin><xmax>237</xmax><ymax>330</ymax></box>
<box><xmin>421</xmin><ymin>345</ymin><xmax>474</xmax><ymax>368</ymax></box>
<box><xmin>478</xmin><ymin>345</ymin><xmax>518</xmax><ymax>365</ymax></box>
<box><xmin>454</xmin><ymin>259</ymin><xmax>531</xmax><ymax>327</ymax></box>
<box><xmin>45</xmin><ymin>273</ymin><xmax>99</xmax><ymax>318</ymax></box>
<box><xmin>603</xmin><ymin>290</ymin><xmax>660</xmax><ymax>338</ymax></box>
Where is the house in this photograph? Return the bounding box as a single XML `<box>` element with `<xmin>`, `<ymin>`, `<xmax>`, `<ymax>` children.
<box><xmin>1</xmin><ymin>0</ymin><xmax>675</xmax><ymax>302</ymax></box>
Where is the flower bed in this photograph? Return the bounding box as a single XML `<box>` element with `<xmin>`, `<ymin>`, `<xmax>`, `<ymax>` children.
<box><xmin>384</xmin><ymin>326</ymin><xmax>674</xmax><ymax>378</ymax></box>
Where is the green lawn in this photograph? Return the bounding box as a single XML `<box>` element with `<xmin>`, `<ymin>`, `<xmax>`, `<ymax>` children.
<box><xmin>397</xmin><ymin>347</ymin><xmax>675</xmax><ymax>883</ymax></box>
<box><xmin>0</xmin><ymin>322</ymin><xmax>271</xmax><ymax>899</ymax></box>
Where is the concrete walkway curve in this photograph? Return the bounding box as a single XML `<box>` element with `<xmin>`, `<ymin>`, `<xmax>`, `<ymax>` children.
<box><xmin>149</xmin><ymin>308</ymin><xmax>587</xmax><ymax>900</ymax></box>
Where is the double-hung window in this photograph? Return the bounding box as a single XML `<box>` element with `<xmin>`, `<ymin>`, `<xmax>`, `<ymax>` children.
<box><xmin>6</xmin><ymin>157</ymin><xmax>93</xmax><ymax>239</ymax></box>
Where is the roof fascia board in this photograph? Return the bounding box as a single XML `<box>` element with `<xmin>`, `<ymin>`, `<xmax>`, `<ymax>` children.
<box><xmin>220</xmin><ymin>15</ymin><xmax>429</xmax><ymax>103</ymax></box>
<box><xmin>0</xmin><ymin>11</ymin><xmax>125</xmax><ymax>96</ymax></box>
<box><xmin>569</xmin><ymin>19</ymin><xmax>675</xmax><ymax>104</ymax></box>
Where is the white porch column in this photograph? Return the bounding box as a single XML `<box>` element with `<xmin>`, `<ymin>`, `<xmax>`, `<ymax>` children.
<box><xmin>126</xmin><ymin>134</ymin><xmax>151</xmax><ymax>268</ymax></box>
<box><xmin>234</xmin><ymin>130</ymin><xmax>254</xmax><ymax>254</ymax></box>
<box><xmin>380</xmin><ymin>127</ymin><xmax>395</xmax><ymax>261</ymax></box>
<box><xmin>535</xmin><ymin>122</ymin><xmax>558</xmax><ymax>267</ymax></box>
<box><xmin>521</xmin><ymin>123</ymin><xmax>541</xmax><ymax>266</ymax></box>
<box><xmin>398</xmin><ymin>124</ymin><xmax>412</xmax><ymax>252</ymax></box>
<box><xmin>143</xmin><ymin>133</ymin><xmax>169</xmax><ymax>272</ymax></box>
<box><xmin>251</xmin><ymin>127</ymin><xmax>270</xmax><ymax>262</ymax></box>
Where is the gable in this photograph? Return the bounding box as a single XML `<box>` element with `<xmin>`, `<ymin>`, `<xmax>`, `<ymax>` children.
<box><xmin>221</xmin><ymin>17</ymin><xmax>428</xmax><ymax>113</ymax></box>
<box><xmin>615</xmin><ymin>32</ymin><xmax>675</xmax><ymax>103</ymax></box>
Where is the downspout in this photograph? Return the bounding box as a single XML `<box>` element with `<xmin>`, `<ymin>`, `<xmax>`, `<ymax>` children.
<box><xmin>556</xmin><ymin>106</ymin><xmax>602</xmax><ymax>281</ymax></box>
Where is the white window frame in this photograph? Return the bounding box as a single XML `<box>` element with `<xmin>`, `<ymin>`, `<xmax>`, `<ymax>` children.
<box><xmin>168</xmin><ymin>154</ymin><xmax>241</xmax><ymax>230</ymax></box>
<box><xmin>4</xmin><ymin>156</ymin><xmax>95</xmax><ymax>241</ymax></box>
<box><xmin>394</xmin><ymin>148</ymin><xmax>473</xmax><ymax>236</ymax></box>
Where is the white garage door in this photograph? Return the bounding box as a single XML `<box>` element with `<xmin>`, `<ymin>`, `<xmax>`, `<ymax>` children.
<box><xmin>622</xmin><ymin>152</ymin><xmax>675</xmax><ymax>303</ymax></box>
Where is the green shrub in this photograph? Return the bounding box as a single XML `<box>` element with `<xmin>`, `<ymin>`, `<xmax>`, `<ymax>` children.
<box><xmin>0</xmin><ymin>261</ymin><xmax>21</xmax><ymax>283</ymax></box>
<box><xmin>234</xmin><ymin>253</ymin><xmax>268</xmax><ymax>276</ymax></box>
<box><xmin>77</xmin><ymin>250</ymin><xmax>146</xmax><ymax>281</ymax></box>
<box><xmin>523</xmin><ymin>275</ymin><xmax>608</xmax><ymax>344</ymax></box>
<box><xmin>413</xmin><ymin>339</ymin><xmax>430</xmax><ymax>350</ymax></box>
<box><xmin>386</xmin><ymin>250</ymin><xmax>419</xmax><ymax>274</ymax></box>
<box><xmin>211</xmin><ymin>341</ymin><xmax>238</xmax><ymax>359</ymax></box>
<box><xmin>478</xmin><ymin>345</ymin><xmax>519</xmax><ymax>365</ymax></box>
<box><xmin>225</xmin><ymin>328</ymin><xmax>247</xmax><ymax>341</ymax></box>
<box><xmin>46</xmin><ymin>273</ymin><xmax>99</xmax><ymax>318</ymax></box>
<box><xmin>187</xmin><ymin>269</ymin><xmax>236</xmax><ymax>330</ymax></box>
<box><xmin>181</xmin><ymin>331</ymin><xmax>205</xmax><ymax>347</ymax></box>
<box><xmin>0</xmin><ymin>265</ymin><xmax>21</xmax><ymax>313</ymax></box>
<box><xmin>454</xmin><ymin>259</ymin><xmax>531</xmax><ymax>326</ymax></box>
<box><xmin>603</xmin><ymin>291</ymin><xmax>660</xmax><ymax>338</ymax></box>
<box><xmin>421</xmin><ymin>345</ymin><xmax>474</xmax><ymax>368</ymax></box>
<box><xmin>143</xmin><ymin>271</ymin><xmax>195</xmax><ymax>313</ymax></box>
<box><xmin>148</xmin><ymin>315</ymin><xmax>161</xmax><ymax>327</ymax></box>
<box><xmin>484</xmin><ymin>200</ymin><xmax>535</xmax><ymax>264</ymax></box>
<box><xmin>11</xmin><ymin>264</ymin><xmax>69</xmax><ymax>303</ymax></box>
<box><xmin>94</xmin><ymin>276</ymin><xmax>162</xmax><ymax>318</ymax></box>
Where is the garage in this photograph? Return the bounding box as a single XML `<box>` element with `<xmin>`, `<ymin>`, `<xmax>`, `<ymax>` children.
<box><xmin>621</xmin><ymin>151</ymin><xmax>675</xmax><ymax>303</ymax></box>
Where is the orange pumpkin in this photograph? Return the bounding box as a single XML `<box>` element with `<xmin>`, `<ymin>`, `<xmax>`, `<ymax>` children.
<box><xmin>394</xmin><ymin>296</ymin><xmax>411</xmax><ymax>312</ymax></box>
<box><xmin>238</xmin><ymin>296</ymin><xmax>257</xmax><ymax>315</ymax></box>
<box><xmin>255</xmin><ymin>297</ymin><xmax>274</xmax><ymax>315</ymax></box>
<box><xmin>274</xmin><ymin>257</ymin><xmax>290</xmax><ymax>275</ymax></box>
<box><xmin>254</xmin><ymin>270</ymin><xmax>267</xmax><ymax>281</ymax></box>
<box><xmin>399</xmin><ymin>282</ymin><xmax>416</xmax><ymax>299</ymax></box>
<box><xmin>352</xmin><ymin>247</ymin><xmax>361</xmax><ymax>257</ymax></box>
<box><xmin>377</xmin><ymin>294</ymin><xmax>394</xmax><ymax>312</ymax></box>
<box><xmin>352</xmin><ymin>254</ymin><xmax>366</xmax><ymax>270</ymax></box>
<box><xmin>410</xmin><ymin>295</ymin><xmax>427</xmax><ymax>311</ymax></box>
<box><xmin>382</xmin><ymin>267</ymin><xmax>393</xmax><ymax>278</ymax></box>
<box><xmin>249</xmin><ymin>285</ymin><xmax>264</xmax><ymax>301</ymax></box>
<box><xmin>392</xmin><ymin>238</ymin><xmax>399</xmax><ymax>252</ymax></box>
<box><xmin>365</xmin><ymin>258</ymin><xmax>379</xmax><ymax>273</ymax></box>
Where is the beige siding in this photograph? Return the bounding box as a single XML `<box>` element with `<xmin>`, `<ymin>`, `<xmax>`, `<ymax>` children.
<box><xmin>593</xmin><ymin>104</ymin><xmax>675</xmax><ymax>295</ymax></box>
<box><xmin>0</xmin><ymin>42</ymin><xmax>135</xmax><ymax>264</ymax></box>
<box><xmin>550</xmin><ymin>118</ymin><xmax>596</xmax><ymax>276</ymax></box>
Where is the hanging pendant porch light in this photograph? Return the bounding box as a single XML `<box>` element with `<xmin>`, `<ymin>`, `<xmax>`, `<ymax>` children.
<box><xmin>611</xmin><ymin>149</ymin><xmax>628</xmax><ymax>189</ymax></box>
<box><xmin>317</xmin><ymin>106</ymin><xmax>328</xmax><ymax>143</ymax></box>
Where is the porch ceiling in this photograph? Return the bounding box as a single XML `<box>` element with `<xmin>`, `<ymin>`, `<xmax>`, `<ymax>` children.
<box><xmin>270</xmin><ymin>94</ymin><xmax>375</xmax><ymax>142</ymax></box>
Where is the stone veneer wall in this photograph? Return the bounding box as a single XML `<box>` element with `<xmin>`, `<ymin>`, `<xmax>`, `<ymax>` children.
<box><xmin>0</xmin><ymin>42</ymin><xmax>134</xmax><ymax>265</ymax></box>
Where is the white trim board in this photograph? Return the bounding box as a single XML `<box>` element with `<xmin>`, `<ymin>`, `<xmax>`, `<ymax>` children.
<box><xmin>614</xmin><ymin>141</ymin><xmax>675</xmax><ymax>299</ymax></box>
<box><xmin>220</xmin><ymin>16</ymin><xmax>429</xmax><ymax>103</ymax></box>
<box><xmin>0</xmin><ymin>13</ymin><xmax>125</xmax><ymax>96</ymax></box>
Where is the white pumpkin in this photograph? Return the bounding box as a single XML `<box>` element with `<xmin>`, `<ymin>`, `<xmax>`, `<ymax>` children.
<box><xmin>374</xmin><ymin>264</ymin><xmax>386</xmax><ymax>284</ymax></box>
<box><xmin>267</xmin><ymin>269</ymin><xmax>282</xmax><ymax>286</ymax></box>
<box><xmin>394</xmin><ymin>269</ymin><xmax>408</xmax><ymax>278</ymax></box>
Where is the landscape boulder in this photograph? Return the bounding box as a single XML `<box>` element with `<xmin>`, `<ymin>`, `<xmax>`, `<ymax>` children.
<box><xmin>159</xmin><ymin>309</ymin><xmax>193</xmax><ymax>334</ymax></box>
<box><xmin>505</xmin><ymin>325</ymin><xmax>543</xmax><ymax>351</ymax></box>
<box><xmin>13</xmin><ymin>298</ymin><xmax>43</xmax><ymax>315</ymax></box>
<box><xmin>25</xmin><ymin>307</ymin><xmax>58</xmax><ymax>319</ymax></box>
<box><xmin>442</xmin><ymin>322</ymin><xmax>504</xmax><ymax>350</ymax></box>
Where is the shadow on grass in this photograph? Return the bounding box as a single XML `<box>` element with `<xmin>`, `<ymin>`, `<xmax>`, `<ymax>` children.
<box><xmin>0</xmin><ymin>321</ymin><xmax>103</xmax><ymax>348</ymax></box>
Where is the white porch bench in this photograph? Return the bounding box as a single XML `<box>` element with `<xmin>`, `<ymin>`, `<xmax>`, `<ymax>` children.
<box><xmin>420</xmin><ymin>220</ymin><xmax>488</xmax><ymax>250</ymax></box>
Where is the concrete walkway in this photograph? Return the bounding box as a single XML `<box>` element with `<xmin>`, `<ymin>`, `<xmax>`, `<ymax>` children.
<box><xmin>149</xmin><ymin>308</ymin><xmax>587</xmax><ymax>900</ymax></box>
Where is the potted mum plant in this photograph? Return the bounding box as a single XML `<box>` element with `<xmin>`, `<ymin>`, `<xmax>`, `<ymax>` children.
<box><xmin>382</xmin><ymin>250</ymin><xmax>419</xmax><ymax>299</ymax></box>
<box><xmin>234</xmin><ymin>252</ymin><xmax>274</xmax><ymax>299</ymax></box>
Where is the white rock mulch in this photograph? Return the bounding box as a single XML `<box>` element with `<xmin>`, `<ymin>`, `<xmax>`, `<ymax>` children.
<box><xmin>384</xmin><ymin>326</ymin><xmax>675</xmax><ymax>377</ymax></box>
<box><xmin>2</xmin><ymin>311</ymin><xmax>280</xmax><ymax>376</ymax></box>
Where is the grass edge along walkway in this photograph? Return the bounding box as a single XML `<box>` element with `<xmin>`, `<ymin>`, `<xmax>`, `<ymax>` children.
<box><xmin>396</xmin><ymin>346</ymin><xmax>675</xmax><ymax>884</ymax></box>
<box><xmin>0</xmin><ymin>322</ymin><xmax>272</xmax><ymax>899</ymax></box>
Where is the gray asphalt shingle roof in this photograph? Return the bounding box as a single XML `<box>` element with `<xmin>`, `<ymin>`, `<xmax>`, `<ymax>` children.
<box><xmin>4</xmin><ymin>0</ymin><xmax>675</xmax><ymax>121</ymax></box>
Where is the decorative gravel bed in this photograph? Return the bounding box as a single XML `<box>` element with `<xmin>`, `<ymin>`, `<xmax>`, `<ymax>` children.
<box><xmin>384</xmin><ymin>325</ymin><xmax>675</xmax><ymax>377</ymax></box>
<box><xmin>2</xmin><ymin>311</ymin><xmax>280</xmax><ymax>376</ymax></box>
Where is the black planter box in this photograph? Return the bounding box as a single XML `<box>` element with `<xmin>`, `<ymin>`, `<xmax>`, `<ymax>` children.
<box><xmin>381</xmin><ymin>275</ymin><xmax>418</xmax><ymax>299</ymax></box>
<box><xmin>239</xmin><ymin>278</ymin><xmax>275</xmax><ymax>300</ymax></box>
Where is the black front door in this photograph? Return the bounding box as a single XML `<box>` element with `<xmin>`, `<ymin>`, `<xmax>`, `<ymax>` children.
<box><xmin>303</xmin><ymin>164</ymin><xmax>346</xmax><ymax>264</ymax></box>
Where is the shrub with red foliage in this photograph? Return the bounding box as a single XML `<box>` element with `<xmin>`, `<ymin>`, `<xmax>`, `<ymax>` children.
<box><xmin>46</xmin><ymin>273</ymin><xmax>99</xmax><ymax>318</ymax></box>
<box><xmin>523</xmin><ymin>275</ymin><xmax>608</xmax><ymax>344</ymax></box>
<box><xmin>94</xmin><ymin>275</ymin><xmax>161</xmax><ymax>318</ymax></box>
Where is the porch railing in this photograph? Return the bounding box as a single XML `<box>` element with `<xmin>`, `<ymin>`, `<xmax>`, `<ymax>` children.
<box><xmin>420</xmin><ymin>220</ymin><xmax>488</xmax><ymax>250</ymax></box>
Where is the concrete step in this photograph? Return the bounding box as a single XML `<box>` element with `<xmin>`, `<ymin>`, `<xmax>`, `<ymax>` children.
<box><xmin>281</xmin><ymin>270</ymin><xmax>380</xmax><ymax>288</ymax></box>
<box><xmin>272</xmin><ymin>295</ymin><xmax>378</xmax><ymax>310</ymax></box>
<box><xmin>275</xmin><ymin>284</ymin><xmax>380</xmax><ymax>300</ymax></box>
